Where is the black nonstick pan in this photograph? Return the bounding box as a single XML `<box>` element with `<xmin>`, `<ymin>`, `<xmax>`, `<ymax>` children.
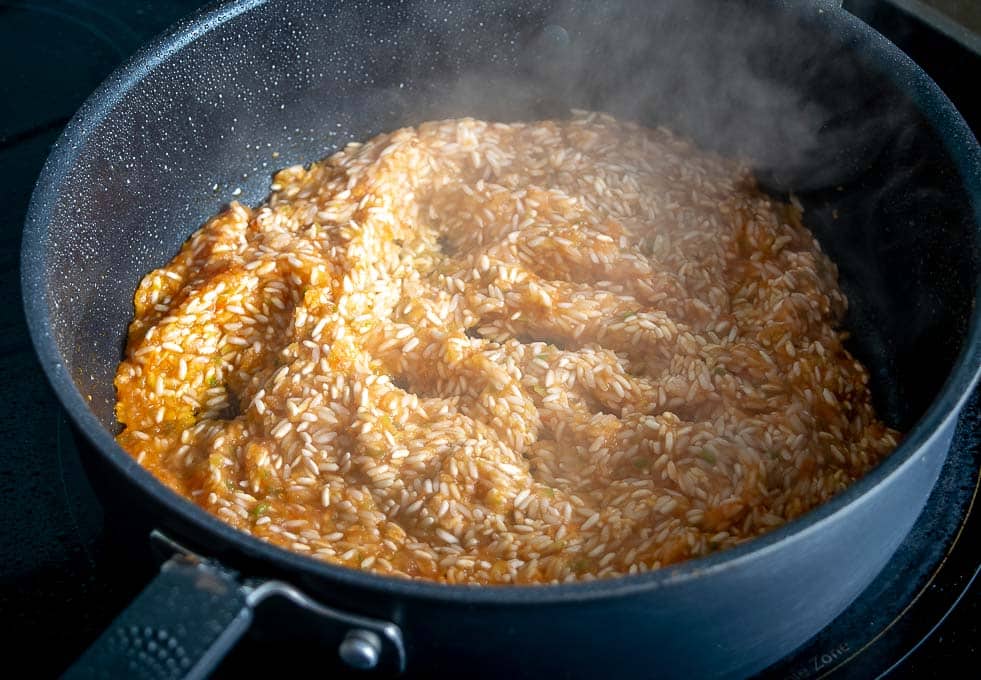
<box><xmin>21</xmin><ymin>1</ymin><xmax>981</xmax><ymax>678</ymax></box>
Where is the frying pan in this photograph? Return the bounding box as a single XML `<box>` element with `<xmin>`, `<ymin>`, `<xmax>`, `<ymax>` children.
<box><xmin>21</xmin><ymin>0</ymin><xmax>981</xmax><ymax>678</ymax></box>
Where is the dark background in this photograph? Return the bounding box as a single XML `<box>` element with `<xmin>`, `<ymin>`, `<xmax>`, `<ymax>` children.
<box><xmin>0</xmin><ymin>1</ymin><xmax>977</xmax><ymax>677</ymax></box>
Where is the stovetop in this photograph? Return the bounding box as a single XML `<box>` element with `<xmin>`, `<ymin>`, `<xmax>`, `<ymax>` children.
<box><xmin>0</xmin><ymin>1</ymin><xmax>977</xmax><ymax>678</ymax></box>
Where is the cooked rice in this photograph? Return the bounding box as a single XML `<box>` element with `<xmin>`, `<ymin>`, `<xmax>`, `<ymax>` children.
<box><xmin>114</xmin><ymin>112</ymin><xmax>899</xmax><ymax>584</ymax></box>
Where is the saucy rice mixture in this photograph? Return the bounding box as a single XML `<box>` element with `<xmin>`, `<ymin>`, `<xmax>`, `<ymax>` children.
<box><xmin>115</xmin><ymin>113</ymin><xmax>899</xmax><ymax>584</ymax></box>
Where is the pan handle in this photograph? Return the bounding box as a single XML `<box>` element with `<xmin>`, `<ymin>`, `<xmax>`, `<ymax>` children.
<box><xmin>63</xmin><ymin>531</ymin><xmax>406</xmax><ymax>678</ymax></box>
<box><xmin>63</xmin><ymin>555</ymin><xmax>253</xmax><ymax>680</ymax></box>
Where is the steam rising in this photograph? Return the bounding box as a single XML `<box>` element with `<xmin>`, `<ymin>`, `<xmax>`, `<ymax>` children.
<box><xmin>355</xmin><ymin>0</ymin><xmax>924</xmax><ymax>425</ymax></box>
<box><xmin>372</xmin><ymin>0</ymin><xmax>907</xmax><ymax>193</ymax></box>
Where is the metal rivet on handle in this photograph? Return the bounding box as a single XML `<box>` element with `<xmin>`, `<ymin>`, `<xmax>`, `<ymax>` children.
<box><xmin>338</xmin><ymin>629</ymin><xmax>382</xmax><ymax>671</ymax></box>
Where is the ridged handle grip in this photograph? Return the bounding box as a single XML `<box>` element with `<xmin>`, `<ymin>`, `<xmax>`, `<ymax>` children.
<box><xmin>63</xmin><ymin>556</ymin><xmax>253</xmax><ymax>680</ymax></box>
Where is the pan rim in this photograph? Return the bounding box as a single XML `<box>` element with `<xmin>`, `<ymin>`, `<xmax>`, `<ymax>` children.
<box><xmin>20</xmin><ymin>0</ymin><xmax>981</xmax><ymax>605</ymax></box>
